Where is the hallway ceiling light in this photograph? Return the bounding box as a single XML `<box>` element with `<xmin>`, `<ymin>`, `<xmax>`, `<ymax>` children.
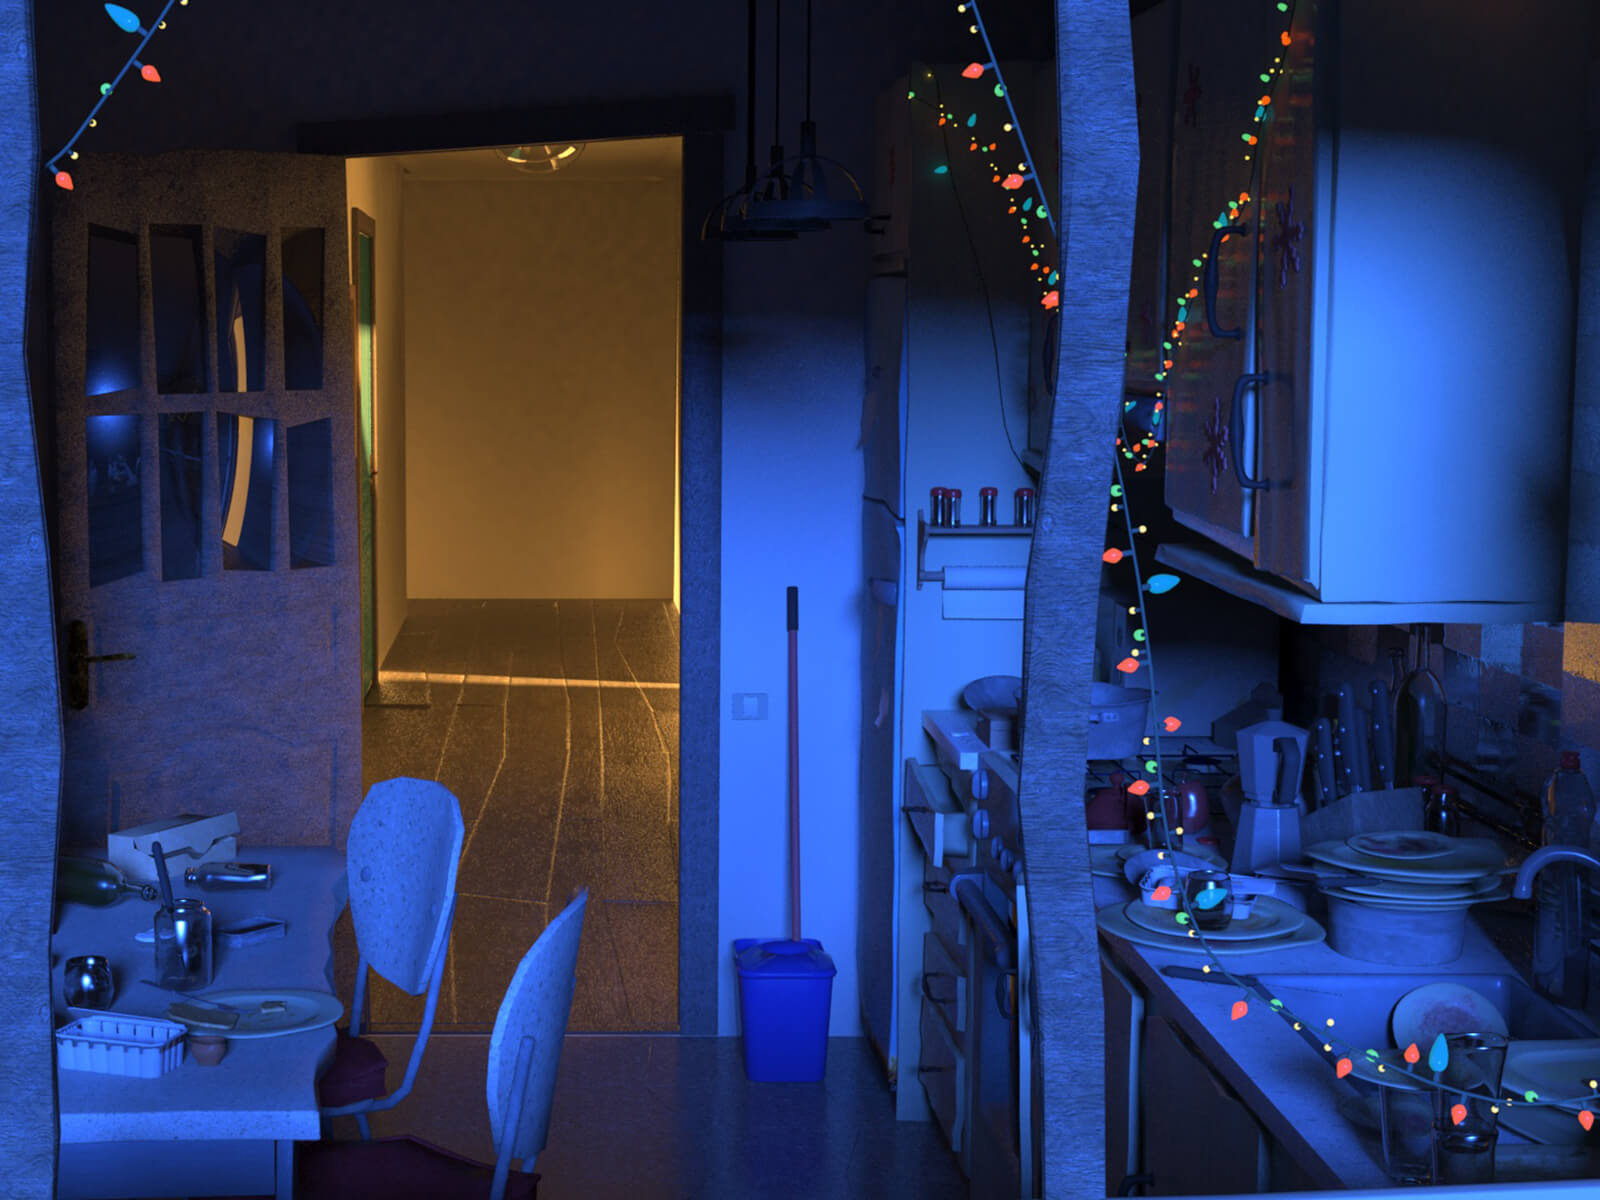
<box><xmin>498</xmin><ymin>143</ymin><xmax>587</xmax><ymax>175</ymax></box>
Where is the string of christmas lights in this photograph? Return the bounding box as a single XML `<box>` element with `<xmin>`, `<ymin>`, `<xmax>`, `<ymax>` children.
<box><xmin>918</xmin><ymin>0</ymin><xmax>1600</xmax><ymax>1134</ymax></box>
<box><xmin>47</xmin><ymin>1</ymin><xmax>192</xmax><ymax>192</ymax></box>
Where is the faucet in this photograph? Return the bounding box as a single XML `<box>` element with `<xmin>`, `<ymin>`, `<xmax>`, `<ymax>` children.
<box><xmin>1511</xmin><ymin>846</ymin><xmax>1600</xmax><ymax>899</ymax></box>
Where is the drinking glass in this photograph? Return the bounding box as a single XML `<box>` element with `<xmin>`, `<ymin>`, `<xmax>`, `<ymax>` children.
<box><xmin>1184</xmin><ymin>869</ymin><xmax>1233</xmax><ymax>931</ymax></box>
<box><xmin>153</xmin><ymin>897</ymin><xmax>213</xmax><ymax>990</ymax></box>
<box><xmin>62</xmin><ymin>954</ymin><xmax>115</xmax><ymax>1009</ymax></box>
<box><xmin>1378</xmin><ymin>1077</ymin><xmax>1434</xmax><ymax>1184</ymax></box>
<box><xmin>1431</xmin><ymin>1032</ymin><xmax>1509</xmax><ymax>1185</ymax></box>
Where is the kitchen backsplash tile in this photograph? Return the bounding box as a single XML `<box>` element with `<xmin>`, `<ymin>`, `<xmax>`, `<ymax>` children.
<box><xmin>1286</xmin><ymin>622</ymin><xmax>1600</xmax><ymax>830</ymax></box>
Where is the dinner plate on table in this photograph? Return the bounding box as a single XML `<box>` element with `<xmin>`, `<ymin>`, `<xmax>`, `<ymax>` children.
<box><xmin>1122</xmin><ymin>895</ymin><xmax>1306</xmax><ymax>942</ymax></box>
<box><xmin>164</xmin><ymin>988</ymin><xmax>342</xmax><ymax>1038</ymax></box>
<box><xmin>1347</xmin><ymin>830</ymin><xmax>1456</xmax><ymax>860</ymax></box>
<box><xmin>1096</xmin><ymin>899</ymin><xmax>1326</xmax><ymax>956</ymax></box>
<box><xmin>1304</xmin><ymin>837</ymin><xmax>1512</xmax><ymax>884</ymax></box>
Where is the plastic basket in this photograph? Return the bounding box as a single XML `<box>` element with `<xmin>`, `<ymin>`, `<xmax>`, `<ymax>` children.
<box><xmin>56</xmin><ymin>1012</ymin><xmax>187</xmax><ymax>1077</ymax></box>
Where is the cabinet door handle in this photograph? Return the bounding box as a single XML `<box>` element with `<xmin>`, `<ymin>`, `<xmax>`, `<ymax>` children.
<box><xmin>1203</xmin><ymin>223</ymin><xmax>1250</xmax><ymax>339</ymax></box>
<box><xmin>996</xmin><ymin>968</ymin><xmax>1017</xmax><ymax>1019</ymax></box>
<box><xmin>1229</xmin><ymin>371</ymin><xmax>1272</xmax><ymax>491</ymax></box>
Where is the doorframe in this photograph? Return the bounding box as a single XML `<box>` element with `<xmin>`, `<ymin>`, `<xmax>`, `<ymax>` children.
<box><xmin>350</xmin><ymin>207</ymin><xmax>378</xmax><ymax>699</ymax></box>
<box><xmin>298</xmin><ymin>96</ymin><xmax>730</xmax><ymax>1035</ymax></box>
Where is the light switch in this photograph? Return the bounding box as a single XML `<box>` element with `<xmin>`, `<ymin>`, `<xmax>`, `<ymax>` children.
<box><xmin>732</xmin><ymin>692</ymin><xmax>768</xmax><ymax>720</ymax></box>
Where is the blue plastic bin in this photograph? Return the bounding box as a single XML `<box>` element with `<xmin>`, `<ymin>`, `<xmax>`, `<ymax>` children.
<box><xmin>734</xmin><ymin>938</ymin><xmax>837</xmax><ymax>1081</ymax></box>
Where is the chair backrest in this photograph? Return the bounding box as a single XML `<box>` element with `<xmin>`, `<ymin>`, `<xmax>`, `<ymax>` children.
<box><xmin>486</xmin><ymin>889</ymin><xmax>587</xmax><ymax>1165</ymax></box>
<box><xmin>346</xmin><ymin>777</ymin><xmax>465</xmax><ymax>995</ymax></box>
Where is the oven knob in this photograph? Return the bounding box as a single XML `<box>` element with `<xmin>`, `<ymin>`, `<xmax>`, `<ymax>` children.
<box><xmin>971</xmin><ymin>808</ymin><xmax>990</xmax><ymax>839</ymax></box>
<box><xmin>990</xmin><ymin>835</ymin><xmax>1005</xmax><ymax>860</ymax></box>
<box><xmin>999</xmin><ymin>848</ymin><xmax>1017</xmax><ymax>872</ymax></box>
<box><xmin>971</xmin><ymin>768</ymin><xmax>989</xmax><ymax>801</ymax></box>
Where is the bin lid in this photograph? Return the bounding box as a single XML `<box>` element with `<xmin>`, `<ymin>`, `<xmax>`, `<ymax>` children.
<box><xmin>734</xmin><ymin>938</ymin><xmax>838</xmax><ymax>979</ymax></box>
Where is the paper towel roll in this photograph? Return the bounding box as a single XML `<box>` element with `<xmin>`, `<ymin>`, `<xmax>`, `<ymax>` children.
<box><xmin>941</xmin><ymin>565</ymin><xmax>1027</xmax><ymax>590</ymax></box>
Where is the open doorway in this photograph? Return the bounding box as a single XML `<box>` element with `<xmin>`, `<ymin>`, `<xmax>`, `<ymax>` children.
<box><xmin>346</xmin><ymin>137</ymin><xmax>683</xmax><ymax>1034</ymax></box>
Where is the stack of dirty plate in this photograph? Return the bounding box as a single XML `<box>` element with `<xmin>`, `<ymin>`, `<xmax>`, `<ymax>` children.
<box><xmin>1303</xmin><ymin>832</ymin><xmax>1513</xmax><ymax>965</ymax></box>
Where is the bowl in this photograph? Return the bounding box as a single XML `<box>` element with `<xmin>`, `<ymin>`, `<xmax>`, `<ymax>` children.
<box><xmin>187</xmin><ymin>1034</ymin><xmax>227</xmax><ymax>1066</ymax></box>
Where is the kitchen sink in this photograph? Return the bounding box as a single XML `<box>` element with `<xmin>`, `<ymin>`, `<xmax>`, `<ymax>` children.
<box><xmin>1249</xmin><ymin>972</ymin><xmax>1597</xmax><ymax>1050</ymax></box>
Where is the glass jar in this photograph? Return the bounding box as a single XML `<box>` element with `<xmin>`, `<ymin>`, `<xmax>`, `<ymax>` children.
<box><xmin>979</xmin><ymin>486</ymin><xmax>998</xmax><ymax>526</ymax></box>
<box><xmin>948</xmin><ymin>488</ymin><xmax>962</xmax><ymax>526</ymax></box>
<box><xmin>153</xmin><ymin>897</ymin><xmax>213</xmax><ymax>990</ymax></box>
<box><xmin>1014</xmin><ymin>487</ymin><xmax>1035</xmax><ymax>526</ymax></box>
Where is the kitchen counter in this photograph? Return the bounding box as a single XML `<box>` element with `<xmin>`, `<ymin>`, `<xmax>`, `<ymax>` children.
<box><xmin>1100</xmin><ymin>906</ymin><xmax>1600</xmax><ymax>1191</ymax></box>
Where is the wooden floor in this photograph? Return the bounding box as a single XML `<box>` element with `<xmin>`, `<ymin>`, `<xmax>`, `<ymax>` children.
<box><xmin>349</xmin><ymin>598</ymin><xmax>679</xmax><ymax>1033</ymax></box>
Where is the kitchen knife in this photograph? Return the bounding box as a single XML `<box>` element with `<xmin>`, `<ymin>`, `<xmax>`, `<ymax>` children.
<box><xmin>1336</xmin><ymin>685</ymin><xmax>1360</xmax><ymax>795</ymax></box>
<box><xmin>1368</xmin><ymin>679</ymin><xmax>1395</xmax><ymax>789</ymax></box>
<box><xmin>1350</xmin><ymin>704</ymin><xmax>1372</xmax><ymax>793</ymax></box>
<box><xmin>1312</xmin><ymin>717</ymin><xmax>1337</xmax><ymax>803</ymax></box>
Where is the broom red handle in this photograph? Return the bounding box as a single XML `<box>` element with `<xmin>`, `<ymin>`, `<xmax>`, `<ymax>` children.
<box><xmin>787</xmin><ymin>586</ymin><xmax>800</xmax><ymax>943</ymax></box>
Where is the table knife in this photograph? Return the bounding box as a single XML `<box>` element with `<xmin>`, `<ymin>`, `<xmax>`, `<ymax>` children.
<box><xmin>1368</xmin><ymin>680</ymin><xmax>1395</xmax><ymax>788</ymax></box>
<box><xmin>1336</xmin><ymin>686</ymin><xmax>1361</xmax><ymax>795</ymax></box>
<box><xmin>1312</xmin><ymin>718</ymin><xmax>1337</xmax><ymax>803</ymax></box>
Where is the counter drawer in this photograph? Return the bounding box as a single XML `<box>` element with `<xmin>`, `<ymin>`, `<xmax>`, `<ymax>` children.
<box><xmin>903</xmin><ymin>759</ymin><xmax>972</xmax><ymax>868</ymax></box>
<box><xmin>922</xmin><ymin>930</ymin><xmax>967</xmax><ymax>1037</ymax></box>
<box><xmin>923</xmin><ymin>859</ymin><xmax>965</xmax><ymax>959</ymax></box>
<box><xmin>919</xmin><ymin>993</ymin><xmax>968</xmax><ymax>1159</ymax></box>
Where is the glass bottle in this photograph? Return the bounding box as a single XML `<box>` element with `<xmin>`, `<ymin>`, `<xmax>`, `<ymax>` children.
<box><xmin>1534</xmin><ymin>752</ymin><xmax>1595</xmax><ymax>1008</ymax></box>
<box><xmin>56</xmin><ymin>856</ymin><xmax>159</xmax><ymax>907</ymax></box>
<box><xmin>1394</xmin><ymin>624</ymin><xmax>1447</xmax><ymax>787</ymax></box>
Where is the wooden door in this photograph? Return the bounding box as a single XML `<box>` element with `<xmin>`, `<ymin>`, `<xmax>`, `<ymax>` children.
<box><xmin>50</xmin><ymin>151</ymin><xmax>361</xmax><ymax>855</ymax></box>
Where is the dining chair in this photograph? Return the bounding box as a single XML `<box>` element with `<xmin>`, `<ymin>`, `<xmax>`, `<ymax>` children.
<box><xmin>297</xmin><ymin>889</ymin><xmax>589</xmax><ymax>1200</ymax></box>
<box><xmin>316</xmin><ymin>776</ymin><xmax>464</xmax><ymax>1140</ymax></box>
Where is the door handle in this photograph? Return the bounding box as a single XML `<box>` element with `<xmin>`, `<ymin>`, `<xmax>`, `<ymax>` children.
<box><xmin>64</xmin><ymin>619</ymin><xmax>136</xmax><ymax>710</ymax></box>
<box><xmin>1229</xmin><ymin>372</ymin><xmax>1272</xmax><ymax>491</ymax></box>
<box><xmin>1203</xmin><ymin>223</ymin><xmax>1250</xmax><ymax>339</ymax></box>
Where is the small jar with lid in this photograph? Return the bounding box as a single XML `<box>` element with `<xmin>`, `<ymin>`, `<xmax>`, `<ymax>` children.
<box><xmin>979</xmin><ymin>487</ymin><xmax>998</xmax><ymax>526</ymax></box>
<box><xmin>1015</xmin><ymin>487</ymin><xmax>1035</xmax><ymax>526</ymax></box>
<box><xmin>930</xmin><ymin>487</ymin><xmax>947</xmax><ymax>527</ymax></box>
<box><xmin>948</xmin><ymin>488</ymin><xmax>963</xmax><ymax>526</ymax></box>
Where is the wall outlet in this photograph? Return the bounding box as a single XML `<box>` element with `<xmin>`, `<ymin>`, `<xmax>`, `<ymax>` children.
<box><xmin>732</xmin><ymin>692</ymin><xmax>768</xmax><ymax>720</ymax></box>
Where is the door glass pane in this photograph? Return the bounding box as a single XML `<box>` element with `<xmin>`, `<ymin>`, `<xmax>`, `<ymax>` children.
<box><xmin>86</xmin><ymin>226</ymin><xmax>141</xmax><ymax>396</ymax></box>
<box><xmin>150</xmin><ymin>226</ymin><xmax>209</xmax><ymax>393</ymax></box>
<box><xmin>86</xmin><ymin>413</ymin><xmax>142</xmax><ymax>584</ymax></box>
<box><xmin>158</xmin><ymin>412</ymin><xmax>203</xmax><ymax>580</ymax></box>
<box><xmin>288</xmin><ymin>418</ymin><xmax>334</xmax><ymax>568</ymax></box>
<box><xmin>213</xmin><ymin>229</ymin><xmax>265</xmax><ymax>393</ymax></box>
<box><xmin>281</xmin><ymin>228</ymin><xmax>324</xmax><ymax>390</ymax></box>
<box><xmin>218</xmin><ymin>412</ymin><xmax>275</xmax><ymax>571</ymax></box>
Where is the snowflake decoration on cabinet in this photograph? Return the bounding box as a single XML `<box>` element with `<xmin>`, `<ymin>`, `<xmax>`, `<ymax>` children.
<box><xmin>1273</xmin><ymin>184</ymin><xmax>1304</xmax><ymax>288</ymax></box>
<box><xmin>1202</xmin><ymin>394</ymin><xmax>1229</xmax><ymax>494</ymax></box>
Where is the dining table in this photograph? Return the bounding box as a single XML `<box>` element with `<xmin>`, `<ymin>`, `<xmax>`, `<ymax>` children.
<box><xmin>52</xmin><ymin>846</ymin><xmax>348</xmax><ymax>1200</ymax></box>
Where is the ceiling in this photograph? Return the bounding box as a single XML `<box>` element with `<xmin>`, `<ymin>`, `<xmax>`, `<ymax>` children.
<box><xmin>378</xmin><ymin>137</ymin><xmax>682</xmax><ymax>183</ymax></box>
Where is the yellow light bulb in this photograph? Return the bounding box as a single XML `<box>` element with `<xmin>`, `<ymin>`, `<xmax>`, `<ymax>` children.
<box><xmin>1326</xmin><ymin>1019</ymin><xmax>1335</xmax><ymax>1027</ymax></box>
<box><xmin>1323</xmin><ymin>1043</ymin><xmax>1332</xmax><ymax>1052</ymax></box>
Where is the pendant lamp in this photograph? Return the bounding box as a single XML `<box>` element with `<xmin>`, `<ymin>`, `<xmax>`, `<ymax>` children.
<box><xmin>499</xmin><ymin>142</ymin><xmax>587</xmax><ymax>175</ymax></box>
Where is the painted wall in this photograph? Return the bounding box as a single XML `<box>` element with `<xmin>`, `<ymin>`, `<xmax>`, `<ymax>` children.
<box><xmin>29</xmin><ymin>0</ymin><xmax>1052</xmax><ymax>1039</ymax></box>
<box><xmin>401</xmin><ymin>175</ymin><xmax>679</xmax><ymax>600</ymax></box>
<box><xmin>344</xmin><ymin>155</ymin><xmax>409</xmax><ymax>667</ymax></box>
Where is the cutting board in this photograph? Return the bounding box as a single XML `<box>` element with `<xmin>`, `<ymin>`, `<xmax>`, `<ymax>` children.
<box><xmin>1300</xmin><ymin>786</ymin><xmax>1426</xmax><ymax>846</ymax></box>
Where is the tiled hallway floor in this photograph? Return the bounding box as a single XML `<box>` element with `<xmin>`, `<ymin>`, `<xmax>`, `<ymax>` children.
<box><xmin>320</xmin><ymin>1034</ymin><xmax>968</xmax><ymax>1200</ymax></box>
<box><xmin>352</xmin><ymin>598</ymin><xmax>679</xmax><ymax>1033</ymax></box>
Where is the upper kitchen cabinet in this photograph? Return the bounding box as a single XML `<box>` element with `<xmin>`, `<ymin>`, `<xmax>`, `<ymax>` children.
<box><xmin>1158</xmin><ymin>0</ymin><xmax>1586</xmax><ymax>624</ymax></box>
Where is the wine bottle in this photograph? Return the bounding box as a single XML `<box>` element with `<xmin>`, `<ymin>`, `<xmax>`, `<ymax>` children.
<box><xmin>56</xmin><ymin>856</ymin><xmax>159</xmax><ymax>906</ymax></box>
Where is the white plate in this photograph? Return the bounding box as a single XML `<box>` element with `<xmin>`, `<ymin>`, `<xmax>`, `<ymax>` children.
<box><xmin>1389</xmin><ymin>982</ymin><xmax>1507</xmax><ymax>1053</ymax></box>
<box><xmin>1305</xmin><ymin>837</ymin><xmax>1512</xmax><ymax>884</ymax></box>
<box><xmin>1318</xmin><ymin>881</ymin><xmax>1510</xmax><ymax>910</ymax></box>
<box><xmin>1096</xmin><ymin>899</ymin><xmax>1326</xmax><ymax>956</ymax></box>
<box><xmin>1121</xmin><ymin>845</ymin><xmax>1228</xmax><ymax>886</ymax></box>
<box><xmin>163</xmin><ymin>988</ymin><xmax>342</xmax><ymax>1039</ymax></box>
<box><xmin>1333</xmin><ymin>873</ymin><xmax>1500</xmax><ymax>902</ymax></box>
<box><xmin>1347</xmin><ymin>831</ymin><xmax>1456</xmax><ymax>860</ymax></box>
<box><xmin>1122</xmin><ymin>896</ymin><xmax>1305</xmax><ymax>942</ymax></box>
